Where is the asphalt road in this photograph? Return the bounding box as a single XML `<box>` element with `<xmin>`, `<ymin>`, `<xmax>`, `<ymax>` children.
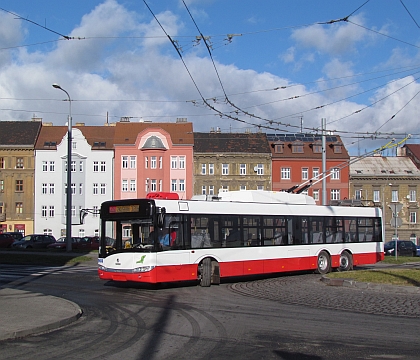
<box><xmin>1</xmin><ymin>263</ymin><xmax>419</xmax><ymax>360</ymax></box>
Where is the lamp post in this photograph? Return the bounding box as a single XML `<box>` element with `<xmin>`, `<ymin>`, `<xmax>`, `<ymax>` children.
<box><xmin>52</xmin><ymin>84</ymin><xmax>72</xmax><ymax>252</ymax></box>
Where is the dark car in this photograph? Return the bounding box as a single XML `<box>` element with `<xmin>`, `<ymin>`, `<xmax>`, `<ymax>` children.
<box><xmin>0</xmin><ymin>233</ymin><xmax>15</xmax><ymax>248</ymax></box>
<box><xmin>384</xmin><ymin>240</ymin><xmax>417</xmax><ymax>257</ymax></box>
<box><xmin>416</xmin><ymin>245</ymin><xmax>420</xmax><ymax>257</ymax></box>
<box><xmin>4</xmin><ymin>232</ymin><xmax>24</xmax><ymax>242</ymax></box>
<box><xmin>47</xmin><ymin>236</ymin><xmax>82</xmax><ymax>250</ymax></box>
<box><xmin>11</xmin><ymin>234</ymin><xmax>56</xmax><ymax>249</ymax></box>
<box><xmin>78</xmin><ymin>236</ymin><xmax>100</xmax><ymax>250</ymax></box>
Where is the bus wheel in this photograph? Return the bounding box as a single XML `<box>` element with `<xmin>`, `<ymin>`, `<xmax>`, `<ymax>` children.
<box><xmin>338</xmin><ymin>251</ymin><xmax>353</xmax><ymax>272</ymax></box>
<box><xmin>316</xmin><ymin>251</ymin><xmax>331</xmax><ymax>274</ymax></box>
<box><xmin>200</xmin><ymin>258</ymin><xmax>212</xmax><ymax>287</ymax></box>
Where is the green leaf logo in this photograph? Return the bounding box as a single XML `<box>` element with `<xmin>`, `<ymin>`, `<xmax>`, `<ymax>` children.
<box><xmin>137</xmin><ymin>255</ymin><xmax>146</xmax><ymax>264</ymax></box>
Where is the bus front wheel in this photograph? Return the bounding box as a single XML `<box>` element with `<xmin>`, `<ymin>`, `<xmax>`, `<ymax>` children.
<box><xmin>337</xmin><ymin>251</ymin><xmax>353</xmax><ymax>272</ymax></box>
<box><xmin>200</xmin><ymin>258</ymin><xmax>212</xmax><ymax>287</ymax></box>
<box><xmin>316</xmin><ymin>251</ymin><xmax>331</xmax><ymax>274</ymax></box>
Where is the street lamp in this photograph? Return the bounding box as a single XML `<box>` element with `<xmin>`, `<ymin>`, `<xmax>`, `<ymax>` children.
<box><xmin>52</xmin><ymin>84</ymin><xmax>72</xmax><ymax>252</ymax></box>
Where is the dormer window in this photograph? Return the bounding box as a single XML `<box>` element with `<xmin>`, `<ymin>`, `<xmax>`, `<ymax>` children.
<box><xmin>274</xmin><ymin>143</ymin><xmax>284</xmax><ymax>153</ymax></box>
<box><xmin>313</xmin><ymin>144</ymin><xmax>322</xmax><ymax>153</ymax></box>
<box><xmin>334</xmin><ymin>145</ymin><xmax>342</xmax><ymax>153</ymax></box>
<box><xmin>292</xmin><ymin>141</ymin><xmax>304</xmax><ymax>153</ymax></box>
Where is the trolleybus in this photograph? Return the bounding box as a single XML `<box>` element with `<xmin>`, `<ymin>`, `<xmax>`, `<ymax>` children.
<box><xmin>98</xmin><ymin>191</ymin><xmax>384</xmax><ymax>286</ymax></box>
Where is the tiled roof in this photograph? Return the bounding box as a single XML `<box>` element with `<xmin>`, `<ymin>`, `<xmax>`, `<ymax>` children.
<box><xmin>193</xmin><ymin>132</ymin><xmax>271</xmax><ymax>153</ymax></box>
<box><xmin>404</xmin><ymin>144</ymin><xmax>420</xmax><ymax>160</ymax></box>
<box><xmin>0</xmin><ymin>121</ymin><xmax>42</xmax><ymax>147</ymax></box>
<box><xmin>349</xmin><ymin>156</ymin><xmax>420</xmax><ymax>176</ymax></box>
<box><xmin>266</xmin><ymin>133</ymin><xmax>339</xmax><ymax>142</ymax></box>
<box><xmin>35</xmin><ymin>125</ymin><xmax>115</xmax><ymax>150</ymax></box>
<box><xmin>113</xmin><ymin>122</ymin><xmax>194</xmax><ymax>146</ymax></box>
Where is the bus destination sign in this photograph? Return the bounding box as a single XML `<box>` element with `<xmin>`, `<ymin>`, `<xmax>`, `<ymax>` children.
<box><xmin>109</xmin><ymin>205</ymin><xmax>140</xmax><ymax>214</ymax></box>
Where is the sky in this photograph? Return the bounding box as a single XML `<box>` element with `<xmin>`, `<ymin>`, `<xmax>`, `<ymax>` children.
<box><xmin>0</xmin><ymin>0</ymin><xmax>420</xmax><ymax>155</ymax></box>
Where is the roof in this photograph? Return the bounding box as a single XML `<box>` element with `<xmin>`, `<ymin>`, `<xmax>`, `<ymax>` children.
<box><xmin>193</xmin><ymin>132</ymin><xmax>271</xmax><ymax>153</ymax></box>
<box><xmin>35</xmin><ymin>125</ymin><xmax>115</xmax><ymax>150</ymax></box>
<box><xmin>266</xmin><ymin>133</ymin><xmax>349</xmax><ymax>159</ymax></box>
<box><xmin>113</xmin><ymin>122</ymin><xmax>194</xmax><ymax>146</ymax></box>
<box><xmin>349</xmin><ymin>156</ymin><xmax>420</xmax><ymax>176</ymax></box>
<box><xmin>0</xmin><ymin>121</ymin><xmax>42</xmax><ymax>147</ymax></box>
<box><xmin>404</xmin><ymin>144</ymin><xmax>420</xmax><ymax>158</ymax></box>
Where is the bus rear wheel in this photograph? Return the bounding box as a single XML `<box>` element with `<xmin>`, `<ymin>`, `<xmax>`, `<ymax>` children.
<box><xmin>316</xmin><ymin>251</ymin><xmax>331</xmax><ymax>274</ymax></box>
<box><xmin>200</xmin><ymin>258</ymin><xmax>212</xmax><ymax>287</ymax></box>
<box><xmin>337</xmin><ymin>251</ymin><xmax>353</xmax><ymax>272</ymax></box>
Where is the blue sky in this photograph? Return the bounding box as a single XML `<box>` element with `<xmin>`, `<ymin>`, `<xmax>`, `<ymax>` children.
<box><xmin>1</xmin><ymin>0</ymin><xmax>420</xmax><ymax>155</ymax></box>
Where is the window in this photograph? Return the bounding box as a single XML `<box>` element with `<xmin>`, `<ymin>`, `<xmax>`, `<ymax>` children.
<box><xmin>93</xmin><ymin>206</ymin><xmax>98</xmax><ymax>217</ymax></box>
<box><xmin>49</xmin><ymin>183</ymin><xmax>55</xmax><ymax>195</ymax></box>
<box><xmin>130</xmin><ymin>179</ymin><xmax>136</xmax><ymax>192</ymax></box>
<box><xmin>171</xmin><ymin>157</ymin><xmax>177</xmax><ymax>169</ymax></box>
<box><xmin>240</xmin><ymin>164</ymin><xmax>246</xmax><ymax>175</ymax></box>
<box><xmin>72</xmin><ymin>141</ymin><xmax>77</xmax><ymax>149</ymax></box>
<box><xmin>221</xmin><ymin>185</ymin><xmax>229</xmax><ymax>192</ymax></box>
<box><xmin>42</xmin><ymin>161</ymin><xmax>48</xmax><ymax>172</ymax></box>
<box><xmin>145</xmin><ymin>157</ymin><xmax>148</xmax><ymax>169</ymax></box>
<box><xmin>151</xmin><ymin>180</ymin><xmax>157</xmax><ymax>192</ymax></box>
<box><xmin>44</xmin><ymin>228</ymin><xmax>53</xmax><ymax>236</ymax></box>
<box><xmin>15</xmin><ymin>180</ymin><xmax>23</xmax><ymax>192</ymax></box>
<box><xmin>93</xmin><ymin>161</ymin><xmax>99</xmax><ymax>172</ymax></box>
<box><xmin>49</xmin><ymin>206</ymin><xmax>55</xmax><ymax>217</ymax></box>
<box><xmin>42</xmin><ymin>183</ymin><xmax>47</xmax><ymax>194</ymax></box>
<box><xmin>42</xmin><ymin>205</ymin><xmax>47</xmax><ymax>217</ymax></box>
<box><xmin>122</xmin><ymin>156</ymin><xmax>128</xmax><ymax>169</ymax></box>
<box><xmin>313</xmin><ymin>144</ymin><xmax>322</xmax><ymax>153</ymax></box>
<box><xmin>209</xmin><ymin>164</ymin><xmax>214</xmax><ymax>175</ymax></box>
<box><xmin>179</xmin><ymin>156</ymin><xmax>185</xmax><ymax>169</ymax></box>
<box><xmin>71</xmin><ymin>161</ymin><xmax>76</xmax><ymax>172</ymax></box>
<box><xmin>373</xmin><ymin>190</ymin><xmax>380</xmax><ymax>202</ymax></box>
<box><xmin>313</xmin><ymin>168</ymin><xmax>319</xmax><ymax>179</ymax></box>
<box><xmin>159</xmin><ymin>157</ymin><xmax>162</xmax><ymax>169</ymax></box>
<box><xmin>79</xmin><ymin>183</ymin><xmax>83</xmax><ymax>195</ymax></box>
<box><xmin>209</xmin><ymin>185</ymin><xmax>214</xmax><ymax>195</ymax></box>
<box><xmin>274</xmin><ymin>144</ymin><xmax>284</xmax><ymax>153</ymax></box>
<box><xmin>334</xmin><ymin>145</ymin><xmax>342</xmax><ymax>153</ymax></box>
<box><xmin>79</xmin><ymin>161</ymin><xmax>83</xmax><ymax>172</ymax></box>
<box><xmin>71</xmin><ymin>183</ymin><xmax>76</xmax><ymax>195</ymax></box>
<box><xmin>331</xmin><ymin>168</ymin><xmax>340</xmax><ymax>180</ymax></box>
<box><xmin>93</xmin><ymin>183</ymin><xmax>98</xmax><ymax>195</ymax></box>
<box><xmin>0</xmin><ymin>157</ymin><xmax>4</xmax><ymax>169</ymax></box>
<box><xmin>100</xmin><ymin>161</ymin><xmax>106</xmax><ymax>172</ymax></box>
<box><xmin>0</xmin><ymin>202</ymin><xmax>3</xmax><ymax>214</ymax></box>
<box><xmin>355</xmin><ymin>189</ymin><xmax>362</xmax><ymax>200</ymax></box>
<box><xmin>171</xmin><ymin>179</ymin><xmax>177</xmax><ymax>191</ymax></box>
<box><xmin>201</xmin><ymin>164</ymin><xmax>206</xmax><ymax>175</ymax></box>
<box><xmin>331</xmin><ymin>189</ymin><xmax>340</xmax><ymax>201</ymax></box>
<box><xmin>257</xmin><ymin>185</ymin><xmax>264</xmax><ymax>191</ymax></box>
<box><xmin>313</xmin><ymin>189</ymin><xmax>319</xmax><ymax>201</ymax></box>
<box><xmin>122</xmin><ymin>179</ymin><xmax>128</xmax><ymax>192</ymax></box>
<box><xmin>0</xmin><ymin>180</ymin><xmax>3</xmax><ymax>193</ymax></box>
<box><xmin>202</xmin><ymin>186</ymin><xmax>206</xmax><ymax>195</ymax></box>
<box><xmin>179</xmin><ymin>179</ymin><xmax>185</xmax><ymax>192</ymax></box>
<box><xmin>409</xmin><ymin>189</ymin><xmax>416</xmax><ymax>202</ymax></box>
<box><xmin>71</xmin><ymin>206</ymin><xmax>76</xmax><ymax>217</ymax></box>
<box><xmin>302</xmin><ymin>168</ymin><xmax>308</xmax><ymax>180</ymax></box>
<box><xmin>79</xmin><ymin>229</ymin><xmax>85</xmax><ymax>237</ymax></box>
<box><xmin>222</xmin><ymin>164</ymin><xmax>229</xmax><ymax>175</ymax></box>
<box><xmin>49</xmin><ymin>161</ymin><xmax>55</xmax><ymax>172</ymax></box>
<box><xmin>100</xmin><ymin>184</ymin><xmax>106</xmax><ymax>195</ymax></box>
<box><xmin>130</xmin><ymin>156</ymin><xmax>136</xmax><ymax>169</ymax></box>
<box><xmin>151</xmin><ymin>156</ymin><xmax>157</xmax><ymax>169</ymax></box>
<box><xmin>240</xmin><ymin>185</ymin><xmax>246</xmax><ymax>191</ymax></box>
<box><xmin>410</xmin><ymin>212</ymin><xmax>417</xmax><ymax>224</ymax></box>
<box><xmin>292</xmin><ymin>143</ymin><xmax>303</xmax><ymax>153</ymax></box>
<box><xmin>16</xmin><ymin>157</ymin><xmax>24</xmax><ymax>169</ymax></box>
<box><xmin>392</xmin><ymin>190</ymin><xmax>398</xmax><ymax>202</ymax></box>
<box><xmin>16</xmin><ymin>202</ymin><xmax>23</xmax><ymax>214</ymax></box>
<box><xmin>257</xmin><ymin>164</ymin><xmax>264</xmax><ymax>175</ymax></box>
<box><xmin>281</xmin><ymin>167</ymin><xmax>291</xmax><ymax>179</ymax></box>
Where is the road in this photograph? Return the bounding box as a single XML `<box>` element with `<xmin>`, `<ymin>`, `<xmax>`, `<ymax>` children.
<box><xmin>1</xmin><ymin>264</ymin><xmax>419</xmax><ymax>360</ymax></box>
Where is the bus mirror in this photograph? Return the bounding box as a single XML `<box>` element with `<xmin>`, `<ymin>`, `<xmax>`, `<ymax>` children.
<box><xmin>157</xmin><ymin>207</ymin><xmax>166</xmax><ymax>228</ymax></box>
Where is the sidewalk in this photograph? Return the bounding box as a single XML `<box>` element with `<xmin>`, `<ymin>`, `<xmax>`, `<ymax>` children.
<box><xmin>0</xmin><ymin>288</ymin><xmax>82</xmax><ymax>341</ymax></box>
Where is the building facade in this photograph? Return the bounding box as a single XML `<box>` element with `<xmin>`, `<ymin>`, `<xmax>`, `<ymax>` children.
<box><xmin>34</xmin><ymin>125</ymin><xmax>115</xmax><ymax>238</ymax></box>
<box><xmin>0</xmin><ymin>120</ymin><xmax>41</xmax><ymax>235</ymax></box>
<box><xmin>193</xmin><ymin>132</ymin><xmax>272</xmax><ymax>195</ymax></box>
<box><xmin>349</xmin><ymin>155</ymin><xmax>420</xmax><ymax>244</ymax></box>
<box><xmin>267</xmin><ymin>134</ymin><xmax>350</xmax><ymax>204</ymax></box>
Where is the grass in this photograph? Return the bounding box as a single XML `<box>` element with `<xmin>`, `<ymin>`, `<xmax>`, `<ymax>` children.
<box><xmin>327</xmin><ymin>256</ymin><xmax>420</xmax><ymax>287</ymax></box>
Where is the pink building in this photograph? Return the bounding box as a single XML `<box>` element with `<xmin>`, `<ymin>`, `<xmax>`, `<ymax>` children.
<box><xmin>113</xmin><ymin>121</ymin><xmax>194</xmax><ymax>200</ymax></box>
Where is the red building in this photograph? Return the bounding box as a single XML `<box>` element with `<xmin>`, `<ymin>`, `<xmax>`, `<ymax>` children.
<box><xmin>267</xmin><ymin>134</ymin><xmax>350</xmax><ymax>204</ymax></box>
<box><xmin>113</xmin><ymin>120</ymin><xmax>194</xmax><ymax>200</ymax></box>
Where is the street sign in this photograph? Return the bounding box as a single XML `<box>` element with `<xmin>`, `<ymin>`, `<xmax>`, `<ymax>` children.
<box><xmin>390</xmin><ymin>217</ymin><xmax>402</xmax><ymax>227</ymax></box>
<box><xmin>389</xmin><ymin>203</ymin><xmax>403</xmax><ymax>215</ymax></box>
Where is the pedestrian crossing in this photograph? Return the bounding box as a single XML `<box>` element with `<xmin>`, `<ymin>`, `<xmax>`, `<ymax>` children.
<box><xmin>0</xmin><ymin>264</ymin><xmax>97</xmax><ymax>283</ymax></box>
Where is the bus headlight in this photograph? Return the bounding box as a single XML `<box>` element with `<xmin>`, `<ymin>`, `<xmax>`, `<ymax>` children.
<box><xmin>133</xmin><ymin>266</ymin><xmax>155</xmax><ymax>273</ymax></box>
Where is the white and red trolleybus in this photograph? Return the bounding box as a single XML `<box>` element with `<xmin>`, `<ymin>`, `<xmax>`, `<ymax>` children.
<box><xmin>98</xmin><ymin>191</ymin><xmax>384</xmax><ymax>287</ymax></box>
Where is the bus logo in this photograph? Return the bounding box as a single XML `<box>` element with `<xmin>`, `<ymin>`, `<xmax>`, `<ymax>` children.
<box><xmin>136</xmin><ymin>255</ymin><xmax>146</xmax><ymax>264</ymax></box>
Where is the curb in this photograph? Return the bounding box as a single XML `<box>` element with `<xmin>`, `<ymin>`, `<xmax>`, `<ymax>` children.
<box><xmin>321</xmin><ymin>276</ymin><xmax>420</xmax><ymax>294</ymax></box>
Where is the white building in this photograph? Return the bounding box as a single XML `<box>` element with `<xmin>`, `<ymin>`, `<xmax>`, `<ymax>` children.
<box><xmin>34</xmin><ymin>125</ymin><xmax>115</xmax><ymax>239</ymax></box>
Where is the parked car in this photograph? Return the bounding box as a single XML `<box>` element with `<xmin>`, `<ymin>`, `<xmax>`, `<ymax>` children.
<box><xmin>11</xmin><ymin>234</ymin><xmax>56</xmax><ymax>249</ymax></box>
<box><xmin>416</xmin><ymin>245</ymin><xmax>420</xmax><ymax>257</ymax></box>
<box><xmin>384</xmin><ymin>240</ymin><xmax>417</xmax><ymax>257</ymax></box>
<box><xmin>78</xmin><ymin>236</ymin><xmax>100</xmax><ymax>250</ymax></box>
<box><xmin>4</xmin><ymin>232</ymin><xmax>24</xmax><ymax>242</ymax></box>
<box><xmin>0</xmin><ymin>233</ymin><xmax>15</xmax><ymax>248</ymax></box>
<box><xmin>47</xmin><ymin>237</ymin><xmax>82</xmax><ymax>250</ymax></box>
